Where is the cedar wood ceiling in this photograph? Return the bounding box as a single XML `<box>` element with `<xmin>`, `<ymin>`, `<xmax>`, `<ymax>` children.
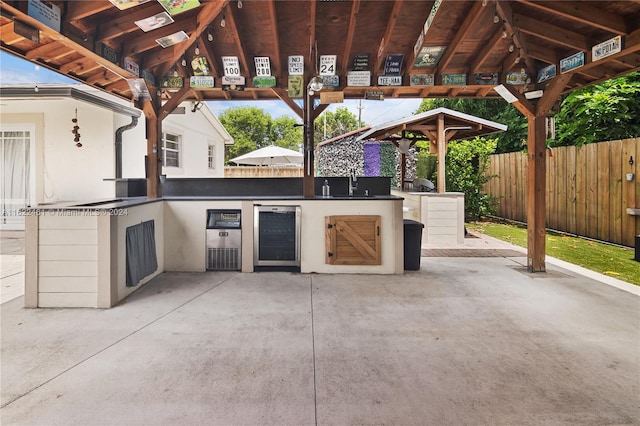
<box><xmin>1</xmin><ymin>0</ymin><xmax>639</xmax><ymax>115</ymax></box>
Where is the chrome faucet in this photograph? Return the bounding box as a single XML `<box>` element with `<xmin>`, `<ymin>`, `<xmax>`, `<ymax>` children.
<box><xmin>348</xmin><ymin>168</ymin><xmax>358</xmax><ymax>196</ymax></box>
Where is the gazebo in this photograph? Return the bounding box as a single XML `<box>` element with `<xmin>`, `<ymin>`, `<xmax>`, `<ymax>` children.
<box><xmin>2</xmin><ymin>0</ymin><xmax>638</xmax><ymax>271</ymax></box>
<box><xmin>358</xmin><ymin>108</ymin><xmax>507</xmax><ymax>193</ymax></box>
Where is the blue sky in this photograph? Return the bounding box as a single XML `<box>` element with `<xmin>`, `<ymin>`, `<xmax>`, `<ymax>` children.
<box><xmin>0</xmin><ymin>51</ymin><xmax>422</xmax><ymax>126</ymax></box>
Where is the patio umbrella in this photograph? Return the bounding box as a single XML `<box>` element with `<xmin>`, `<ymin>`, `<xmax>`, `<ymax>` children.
<box><xmin>230</xmin><ymin>145</ymin><xmax>303</xmax><ymax>166</ymax></box>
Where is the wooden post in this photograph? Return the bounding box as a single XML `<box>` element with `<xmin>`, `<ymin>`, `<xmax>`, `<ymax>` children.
<box><xmin>140</xmin><ymin>99</ymin><xmax>162</xmax><ymax>199</ymax></box>
<box><xmin>437</xmin><ymin>113</ymin><xmax>446</xmax><ymax>193</ymax></box>
<box><xmin>529</xmin><ymin>74</ymin><xmax>573</xmax><ymax>271</ymax></box>
<box><xmin>506</xmin><ymin>74</ymin><xmax>571</xmax><ymax>272</ymax></box>
<box><xmin>149</xmin><ymin>86</ymin><xmax>194</xmax><ymax>199</ymax></box>
<box><xmin>527</xmin><ymin>114</ymin><xmax>547</xmax><ymax>272</ymax></box>
<box><xmin>400</xmin><ymin>152</ymin><xmax>407</xmax><ymax>190</ymax></box>
<box><xmin>303</xmin><ymin>86</ymin><xmax>315</xmax><ymax>198</ymax></box>
<box><xmin>145</xmin><ymin>112</ymin><xmax>161</xmax><ymax>198</ymax></box>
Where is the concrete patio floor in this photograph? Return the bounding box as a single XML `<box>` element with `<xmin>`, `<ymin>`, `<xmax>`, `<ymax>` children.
<box><xmin>0</xmin><ymin>231</ymin><xmax>25</xmax><ymax>305</ymax></box>
<box><xmin>1</xmin><ymin>241</ymin><xmax>639</xmax><ymax>425</ymax></box>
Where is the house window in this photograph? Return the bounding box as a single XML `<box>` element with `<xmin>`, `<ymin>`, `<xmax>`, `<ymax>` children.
<box><xmin>162</xmin><ymin>132</ymin><xmax>180</xmax><ymax>168</ymax></box>
<box><xmin>208</xmin><ymin>145</ymin><xmax>215</xmax><ymax>169</ymax></box>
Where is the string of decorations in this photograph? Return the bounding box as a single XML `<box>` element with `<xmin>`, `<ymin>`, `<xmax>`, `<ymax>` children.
<box><xmin>72</xmin><ymin>108</ymin><xmax>81</xmax><ymax>147</ymax></box>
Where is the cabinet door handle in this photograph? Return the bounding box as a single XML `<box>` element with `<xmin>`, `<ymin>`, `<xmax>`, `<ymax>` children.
<box><xmin>376</xmin><ymin>226</ymin><xmax>380</xmax><ymax>236</ymax></box>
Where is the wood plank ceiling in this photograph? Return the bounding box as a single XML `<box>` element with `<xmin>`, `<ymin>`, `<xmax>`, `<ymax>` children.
<box><xmin>1</xmin><ymin>0</ymin><xmax>639</xmax><ymax>113</ymax></box>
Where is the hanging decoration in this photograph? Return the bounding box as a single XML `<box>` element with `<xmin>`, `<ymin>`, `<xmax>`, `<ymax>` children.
<box><xmin>72</xmin><ymin>108</ymin><xmax>81</xmax><ymax>148</ymax></box>
<box><xmin>155</xmin><ymin>30</ymin><xmax>189</xmax><ymax>48</ymax></box>
<box><xmin>158</xmin><ymin>0</ymin><xmax>201</xmax><ymax>16</ymax></box>
<box><xmin>134</xmin><ymin>11</ymin><xmax>173</xmax><ymax>32</ymax></box>
<box><xmin>191</xmin><ymin>56</ymin><xmax>210</xmax><ymax>76</ymax></box>
<box><xmin>109</xmin><ymin>0</ymin><xmax>152</xmax><ymax>11</ymax></box>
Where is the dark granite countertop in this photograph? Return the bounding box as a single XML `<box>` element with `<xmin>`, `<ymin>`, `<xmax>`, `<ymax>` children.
<box><xmin>26</xmin><ymin>195</ymin><xmax>403</xmax><ymax>211</ymax></box>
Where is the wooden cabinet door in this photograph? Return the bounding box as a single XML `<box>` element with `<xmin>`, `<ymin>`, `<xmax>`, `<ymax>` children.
<box><xmin>325</xmin><ymin>215</ymin><xmax>381</xmax><ymax>265</ymax></box>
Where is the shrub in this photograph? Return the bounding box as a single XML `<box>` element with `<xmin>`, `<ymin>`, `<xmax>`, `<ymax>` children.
<box><xmin>445</xmin><ymin>137</ymin><xmax>498</xmax><ymax>220</ymax></box>
<box><xmin>380</xmin><ymin>142</ymin><xmax>397</xmax><ymax>186</ymax></box>
<box><xmin>416</xmin><ymin>150</ymin><xmax>437</xmax><ymax>183</ymax></box>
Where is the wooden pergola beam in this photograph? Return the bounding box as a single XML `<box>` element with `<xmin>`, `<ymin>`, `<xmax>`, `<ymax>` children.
<box><xmin>123</xmin><ymin>19</ymin><xmax>198</xmax><ymax>57</ymax></box>
<box><xmin>471</xmin><ymin>28</ymin><xmax>505</xmax><ymax>74</ymax></box>
<box><xmin>515</xmin><ymin>0</ymin><xmax>629</xmax><ymax>34</ymax></box>
<box><xmin>373</xmin><ymin>0</ymin><xmax>402</xmax><ymax>74</ymax></box>
<box><xmin>95</xmin><ymin>4</ymin><xmax>164</xmax><ymax>43</ymax></box>
<box><xmin>266</xmin><ymin>0</ymin><xmax>282</xmax><ymax>79</ymax></box>
<box><xmin>513</xmin><ymin>13</ymin><xmax>592</xmax><ymax>52</ymax></box>
<box><xmin>155</xmin><ymin>1</ymin><xmax>227</xmax><ymax>79</ymax></box>
<box><xmin>437</xmin><ymin>0</ymin><xmax>485</xmax><ymax>73</ymax></box>
<box><xmin>340</xmin><ymin>0</ymin><xmax>361</xmax><ymax>76</ymax></box>
<box><xmin>273</xmin><ymin>88</ymin><xmax>304</xmax><ymax>119</ymax></box>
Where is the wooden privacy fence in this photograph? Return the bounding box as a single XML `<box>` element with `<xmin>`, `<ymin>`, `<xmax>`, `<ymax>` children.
<box><xmin>485</xmin><ymin>138</ymin><xmax>640</xmax><ymax>248</ymax></box>
<box><xmin>225</xmin><ymin>166</ymin><xmax>303</xmax><ymax>177</ymax></box>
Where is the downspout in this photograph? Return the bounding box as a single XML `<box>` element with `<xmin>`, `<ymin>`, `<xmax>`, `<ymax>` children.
<box><xmin>115</xmin><ymin>116</ymin><xmax>139</xmax><ymax>178</ymax></box>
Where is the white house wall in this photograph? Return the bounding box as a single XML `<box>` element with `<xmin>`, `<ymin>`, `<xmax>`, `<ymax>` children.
<box><xmin>122</xmin><ymin>102</ymin><xmax>228</xmax><ymax>179</ymax></box>
<box><xmin>113</xmin><ymin>101</ymin><xmax>230</xmax><ymax>180</ymax></box>
<box><xmin>162</xmin><ymin>104</ymin><xmax>227</xmax><ymax>178</ymax></box>
<box><xmin>117</xmin><ymin>112</ymin><xmax>147</xmax><ymax>179</ymax></box>
<box><xmin>1</xmin><ymin>100</ymin><xmax>120</xmax><ymax>203</ymax></box>
<box><xmin>2</xmin><ymin>91</ymin><xmax>231</xmax><ymax>214</ymax></box>
<box><xmin>43</xmin><ymin>101</ymin><xmax>117</xmax><ymax>202</ymax></box>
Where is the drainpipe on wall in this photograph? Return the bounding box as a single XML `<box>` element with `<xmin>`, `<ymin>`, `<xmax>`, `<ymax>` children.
<box><xmin>115</xmin><ymin>116</ymin><xmax>139</xmax><ymax>178</ymax></box>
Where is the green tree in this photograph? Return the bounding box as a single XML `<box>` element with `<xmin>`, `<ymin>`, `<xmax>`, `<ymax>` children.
<box><xmin>552</xmin><ymin>71</ymin><xmax>640</xmax><ymax>147</ymax></box>
<box><xmin>314</xmin><ymin>107</ymin><xmax>361</xmax><ymax>143</ymax></box>
<box><xmin>416</xmin><ymin>98</ymin><xmax>527</xmax><ymax>153</ymax></box>
<box><xmin>271</xmin><ymin>116</ymin><xmax>303</xmax><ymax>151</ymax></box>
<box><xmin>445</xmin><ymin>137</ymin><xmax>498</xmax><ymax>220</ymax></box>
<box><xmin>416</xmin><ymin>72</ymin><xmax>640</xmax><ymax>152</ymax></box>
<box><xmin>218</xmin><ymin>106</ymin><xmax>272</xmax><ymax>162</ymax></box>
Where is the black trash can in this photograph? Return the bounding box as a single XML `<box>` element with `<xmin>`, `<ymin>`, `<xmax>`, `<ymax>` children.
<box><xmin>635</xmin><ymin>235</ymin><xmax>640</xmax><ymax>262</ymax></box>
<box><xmin>403</xmin><ymin>219</ymin><xmax>424</xmax><ymax>270</ymax></box>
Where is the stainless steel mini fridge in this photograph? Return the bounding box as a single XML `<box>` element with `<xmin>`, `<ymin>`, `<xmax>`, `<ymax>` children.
<box><xmin>206</xmin><ymin>209</ymin><xmax>241</xmax><ymax>270</ymax></box>
<box><xmin>253</xmin><ymin>205</ymin><xmax>301</xmax><ymax>268</ymax></box>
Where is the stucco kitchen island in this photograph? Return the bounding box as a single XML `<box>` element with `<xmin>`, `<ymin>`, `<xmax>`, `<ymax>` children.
<box><xmin>24</xmin><ymin>192</ymin><xmax>404</xmax><ymax>308</ymax></box>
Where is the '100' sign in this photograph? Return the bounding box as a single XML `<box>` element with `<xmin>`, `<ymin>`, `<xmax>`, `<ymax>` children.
<box><xmin>222</xmin><ymin>56</ymin><xmax>240</xmax><ymax>76</ymax></box>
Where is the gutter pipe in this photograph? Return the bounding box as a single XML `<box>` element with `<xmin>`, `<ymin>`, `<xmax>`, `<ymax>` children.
<box><xmin>115</xmin><ymin>116</ymin><xmax>139</xmax><ymax>178</ymax></box>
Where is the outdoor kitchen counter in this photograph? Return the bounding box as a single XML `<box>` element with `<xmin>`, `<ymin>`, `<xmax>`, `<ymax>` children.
<box><xmin>27</xmin><ymin>194</ymin><xmax>403</xmax><ymax>210</ymax></box>
<box><xmin>392</xmin><ymin>190</ymin><xmax>465</xmax><ymax>247</ymax></box>
<box><xmin>24</xmin><ymin>196</ymin><xmax>404</xmax><ymax>308</ymax></box>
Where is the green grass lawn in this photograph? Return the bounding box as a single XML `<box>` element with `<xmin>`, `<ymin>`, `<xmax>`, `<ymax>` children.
<box><xmin>467</xmin><ymin>221</ymin><xmax>640</xmax><ymax>286</ymax></box>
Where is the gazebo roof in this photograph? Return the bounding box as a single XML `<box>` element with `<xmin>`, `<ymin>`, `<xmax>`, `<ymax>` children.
<box><xmin>316</xmin><ymin>126</ymin><xmax>372</xmax><ymax>149</ymax></box>
<box><xmin>357</xmin><ymin>108</ymin><xmax>507</xmax><ymax>142</ymax></box>
<box><xmin>1</xmin><ymin>1</ymin><xmax>638</xmax><ymax>111</ymax></box>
